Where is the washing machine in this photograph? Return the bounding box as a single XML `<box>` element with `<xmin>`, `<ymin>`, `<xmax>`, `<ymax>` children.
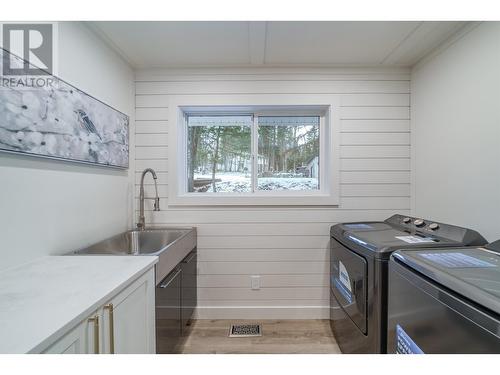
<box><xmin>329</xmin><ymin>214</ymin><xmax>487</xmax><ymax>354</ymax></box>
<box><xmin>386</xmin><ymin>241</ymin><xmax>500</xmax><ymax>354</ymax></box>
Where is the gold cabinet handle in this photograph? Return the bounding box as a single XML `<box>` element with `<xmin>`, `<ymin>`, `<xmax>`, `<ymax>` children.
<box><xmin>88</xmin><ymin>315</ymin><xmax>100</xmax><ymax>354</ymax></box>
<box><xmin>104</xmin><ymin>304</ymin><xmax>115</xmax><ymax>354</ymax></box>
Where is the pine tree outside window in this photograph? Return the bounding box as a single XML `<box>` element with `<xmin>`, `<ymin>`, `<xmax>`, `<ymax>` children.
<box><xmin>186</xmin><ymin>115</ymin><xmax>320</xmax><ymax>194</ymax></box>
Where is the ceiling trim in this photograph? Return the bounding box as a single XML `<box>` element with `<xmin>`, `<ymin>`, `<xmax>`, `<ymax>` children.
<box><xmin>412</xmin><ymin>21</ymin><xmax>480</xmax><ymax>71</ymax></box>
<box><xmin>134</xmin><ymin>66</ymin><xmax>412</xmax><ymax>80</ymax></box>
<box><xmin>380</xmin><ymin>22</ymin><xmax>423</xmax><ymax>64</ymax></box>
<box><xmin>384</xmin><ymin>21</ymin><xmax>470</xmax><ymax>66</ymax></box>
<box><xmin>132</xmin><ymin>63</ymin><xmax>415</xmax><ymax>70</ymax></box>
<box><xmin>83</xmin><ymin>21</ymin><xmax>137</xmax><ymax>68</ymax></box>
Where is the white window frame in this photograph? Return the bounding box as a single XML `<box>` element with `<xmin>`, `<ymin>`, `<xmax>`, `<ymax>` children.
<box><xmin>168</xmin><ymin>94</ymin><xmax>340</xmax><ymax>206</ymax></box>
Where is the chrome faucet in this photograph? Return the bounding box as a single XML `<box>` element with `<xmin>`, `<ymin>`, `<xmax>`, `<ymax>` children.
<box><xmin>137</xmin><ymin>168</ymin><xmax>160</xmax><ymax>231</ymax></box>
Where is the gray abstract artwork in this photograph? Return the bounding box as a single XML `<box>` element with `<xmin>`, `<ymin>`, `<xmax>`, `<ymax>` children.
<box><xmin>0</xmin><ymin>49</ymin><xmax>129</xmax><ymax>168</ymax></box>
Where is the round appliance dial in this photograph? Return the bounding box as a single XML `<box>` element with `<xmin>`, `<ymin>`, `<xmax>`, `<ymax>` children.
<box><xmin>402</xmin><ymin>217</ymin><xmax>411</xmax><ymax>224</ymax></box>
<box><xmin>429</xmin><ymin>223</ymin><xmax>440</xmax><ymax>230</ymax></box>
<box><xmin>414</xmin><ymin>219</ymin><xmax>425</xmax><ymax>227</ymax></box>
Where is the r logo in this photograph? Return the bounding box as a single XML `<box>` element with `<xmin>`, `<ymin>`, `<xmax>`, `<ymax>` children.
<box><xmin>2</xmin><ymin>23</ymin><xmax>53</xmax><ymax>75</ymax></box>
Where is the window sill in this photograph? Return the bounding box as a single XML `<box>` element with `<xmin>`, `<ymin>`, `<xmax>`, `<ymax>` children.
<box><xmin>168</xmin><ymin>193</ymin><xmax>339</xmax><ymax>207</ymax></box>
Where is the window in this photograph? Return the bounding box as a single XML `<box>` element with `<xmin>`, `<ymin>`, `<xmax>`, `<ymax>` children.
<box><xmin>257</xmin><ymin>116</ymin><xmax>320</xmax><ymax>192</ymax></box>
<box><xmin>186</xmin><ymin>115</ymin><xmax>320</xmax><ymax>194</ymax></box>
<box><xmin>168</xmin><ymin>95</ymin><xmax>340</xmax><ymax>206</ymax></box>
<box><xmin>187</xmin><ymin>115</ymin><xmax>252</xmax><ymax>193</ymax></box>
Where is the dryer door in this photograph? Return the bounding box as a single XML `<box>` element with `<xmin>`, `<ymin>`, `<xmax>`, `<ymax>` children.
<box><xmin>331</xmin><ymin>238</ymin><xmax>368</xmax><ymax>334</ymax></box>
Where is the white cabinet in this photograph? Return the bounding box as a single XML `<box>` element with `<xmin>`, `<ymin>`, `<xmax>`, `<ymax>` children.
<box><xmin>43</xmin><ymin>267</ymin><xmax>155</xmax><ymax>354</ymax></box>
<box><xmin>43</xmin><ymin>310</ymin><xmax>100</xmax><ymax>354</ymax></box>
<box><xmin>43</xmin><ymin>319</ymin><xmax>91</xmax><ymax>354</ymax></box>
<box><xmin>101</xmin><ymin>268</ymin><xmax>156</xmax><ymax>354</ymax></box>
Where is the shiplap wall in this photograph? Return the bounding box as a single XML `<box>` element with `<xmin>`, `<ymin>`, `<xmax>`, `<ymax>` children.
<box><xmin>134</xmin><ymin>68</ymin><xmax>411</xmax><ymax>318</ymax></box>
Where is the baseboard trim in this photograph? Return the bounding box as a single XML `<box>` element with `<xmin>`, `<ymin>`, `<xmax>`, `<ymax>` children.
<box><xmin>193</xmin><ymin>306</ymin><xmax>330</xmax><ymax>320</ymax></box>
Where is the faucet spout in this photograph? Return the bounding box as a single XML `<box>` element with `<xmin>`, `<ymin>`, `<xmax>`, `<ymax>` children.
<box><xmin>138</xmin><ymin>168</ymin><xmax>160</xmax><ymax>230</ymax></box>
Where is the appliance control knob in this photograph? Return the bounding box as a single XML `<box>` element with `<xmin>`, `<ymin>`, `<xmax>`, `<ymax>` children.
<box><xmin>429</xmin><ymin>223</ymin><xmax>440</xmax><ymax>230</ymax></box>
<box><xmin>414</xmin><ymin>219</ymin><xmax>425</xmax><ymax>227</ymax></box>
<box><xmin>402</xmin><ymin>217</ymin><xmax>411</xmax><ymax>224</ymax></box>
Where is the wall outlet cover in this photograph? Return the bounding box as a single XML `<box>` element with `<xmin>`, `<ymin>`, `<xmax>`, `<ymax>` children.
<box><xmin>251</xmin><ymin>275</ymin><xmax>260</xmax><ymax>290</ymax></box>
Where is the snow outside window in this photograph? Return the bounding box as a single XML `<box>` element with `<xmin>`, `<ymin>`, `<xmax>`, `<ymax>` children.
<box><xmin>186</xmin><ymin>114</ymin><xmax>320</xmax><ymax>194</ymax></box>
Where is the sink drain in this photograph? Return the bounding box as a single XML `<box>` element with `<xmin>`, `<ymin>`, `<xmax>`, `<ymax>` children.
<box><xmin>228</xmin><ymin>324</ymin><xmax>262</xmax><ymax>337</ymax></box>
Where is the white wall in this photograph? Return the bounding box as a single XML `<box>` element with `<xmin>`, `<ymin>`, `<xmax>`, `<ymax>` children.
<box><xmin>134</xmin><ymin>67</ymin><xmax>411</xmax><ymax>318</ymax></box>
<box><xmin>412</xmin><ymin>22</ymin><xmax>500</xmax><ymax>241</ymax></box>
<box><xmin>0</xmin><ymin>22</ymin><xmax>134</xmax><ymax>270</ymax></box>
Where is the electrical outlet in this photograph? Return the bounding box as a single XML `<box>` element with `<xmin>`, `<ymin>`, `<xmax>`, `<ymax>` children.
<box><xmin>251</xmin><ymin>275</ymin><xmax>260</xmax><ymax>290</ymax></box>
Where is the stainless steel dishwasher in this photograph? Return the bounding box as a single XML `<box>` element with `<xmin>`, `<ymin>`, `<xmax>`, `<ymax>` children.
<box><xmin>181</xmin><ymin>249</ymin><xmax>197</xmax><ymax>328</ymax></box>
<box><xmin>155</xmin><ymin>248</ymin><xmax>197</xmax><ymax>353</ymax></box>
<box><xmin>156</xmin><ymin>266</ymin><xmax>182</xmax><ymax>353</ymax></box>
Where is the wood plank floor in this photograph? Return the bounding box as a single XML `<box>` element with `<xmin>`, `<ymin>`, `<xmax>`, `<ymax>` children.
<box><xmin>174</xmin><ymin>319</ymin><xmax>341</xmax><ymax>354</ymax></box>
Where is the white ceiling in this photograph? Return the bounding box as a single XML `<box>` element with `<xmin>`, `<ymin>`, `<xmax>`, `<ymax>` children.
<box><xmin>88</xmin><ymin>21</ymin><xmax>467</xmax><ymax>69</ymax></box>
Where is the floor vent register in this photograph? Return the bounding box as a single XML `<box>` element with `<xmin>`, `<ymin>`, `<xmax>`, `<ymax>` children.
<box><xmin>228</xmin><ymin>324</ymin><xmax>262</xmax><ymax>337</ymax></box>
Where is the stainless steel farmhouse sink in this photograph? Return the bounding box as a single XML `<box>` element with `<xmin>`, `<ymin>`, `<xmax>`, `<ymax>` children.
<box><xmin>71</xmin><ymin>227</ymin><xmax>197</xmax><ymax>285</ymax></box>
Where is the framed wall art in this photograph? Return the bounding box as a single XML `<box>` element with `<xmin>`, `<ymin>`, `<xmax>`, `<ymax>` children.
<box><xmin>0</xmin><ymin>48</ymin><xmax>129</xmax><ymax>168</ymax></box>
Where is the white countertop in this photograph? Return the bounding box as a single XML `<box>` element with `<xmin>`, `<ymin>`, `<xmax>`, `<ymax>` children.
<box><xmin>0</xmin><ymin>255</ymin><xmax>158</xmax><ymax>353</ymax></box>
